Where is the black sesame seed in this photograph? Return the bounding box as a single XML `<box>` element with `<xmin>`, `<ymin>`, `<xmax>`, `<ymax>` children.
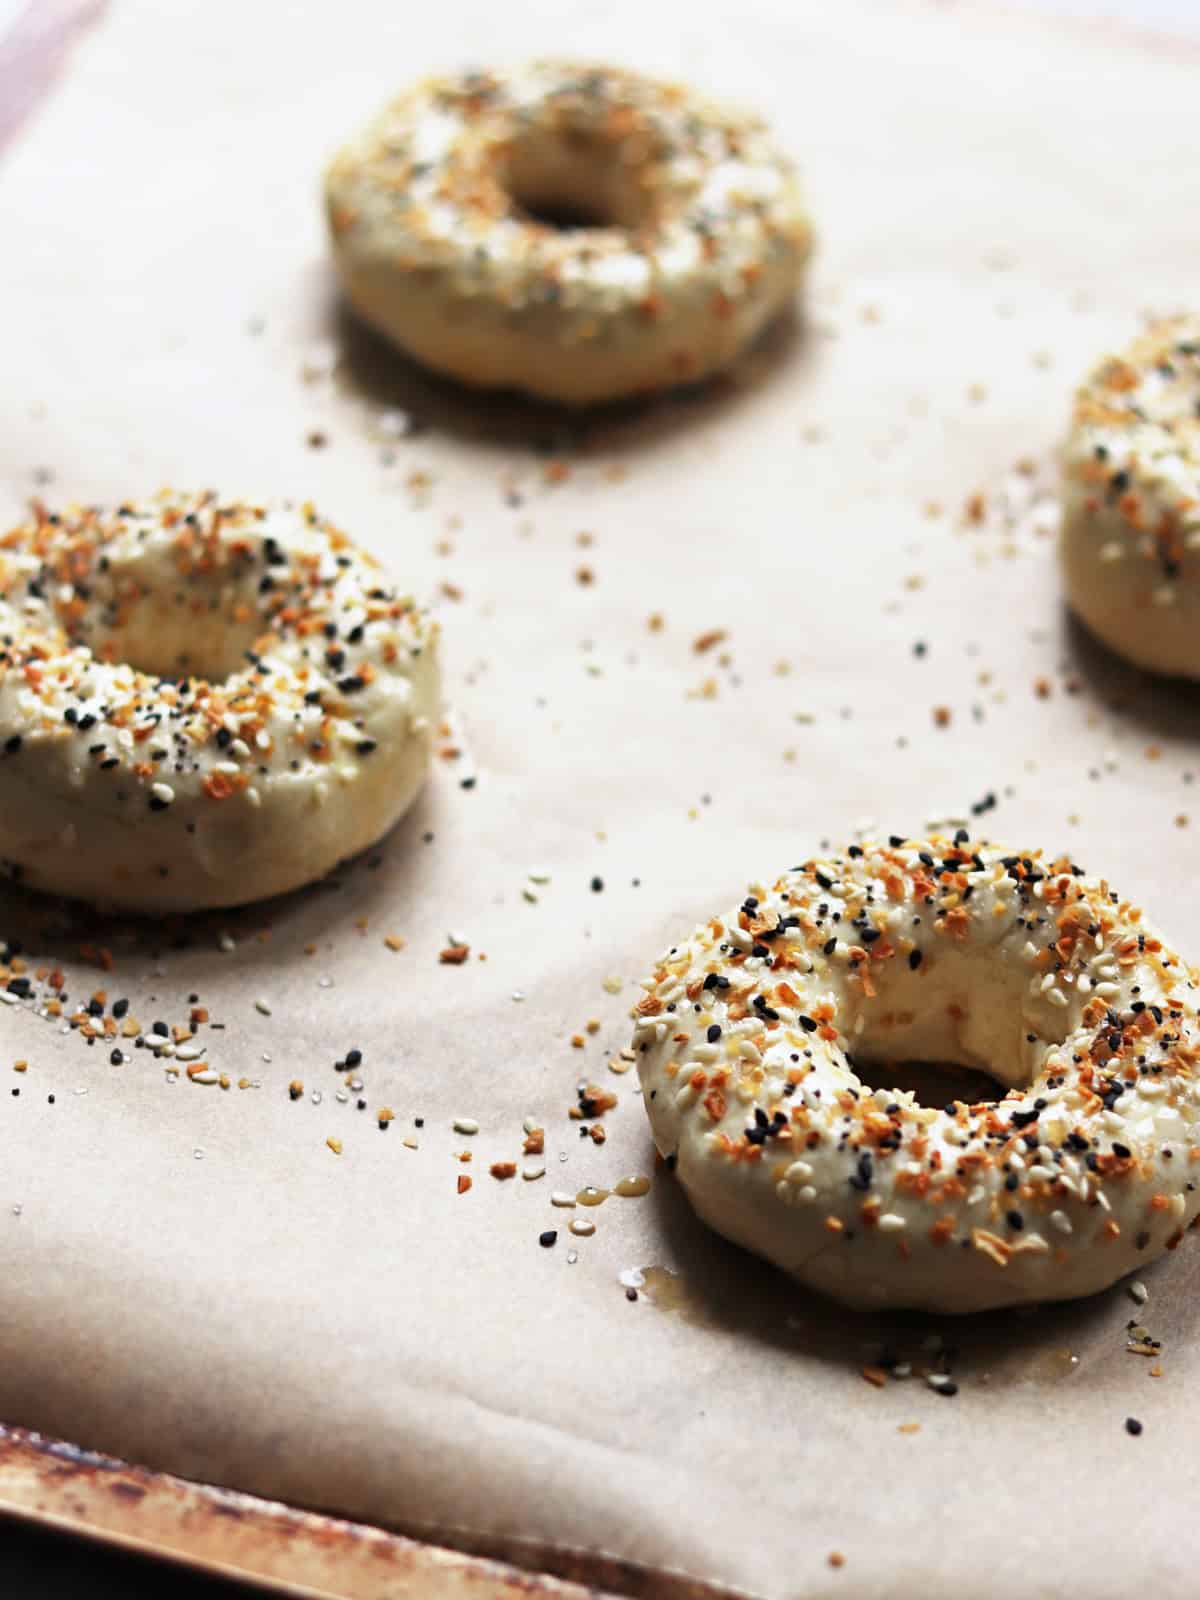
<box><xmin>1125</xmin><ymin>1417</ymin><xmax>1143</xmax><ymax>1436</ymax></box>
<box><xmin>539</xmin><ymin>1230</ymin><xmax>558</xmax><ymax>1248</ymax></box>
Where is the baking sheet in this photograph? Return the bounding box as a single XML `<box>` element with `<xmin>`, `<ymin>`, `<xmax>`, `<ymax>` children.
<box><xmin>2</xmin><ymin>2</ymin><xmax>1200</xmax><ymax>1596</ymax></box>
<box><xmin>0</xmin><ymin>1424</ymin><xmax>620</xmax><ymax>1600</ymax></box>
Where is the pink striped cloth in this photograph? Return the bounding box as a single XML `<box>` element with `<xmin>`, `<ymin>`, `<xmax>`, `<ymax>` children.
<box><xmin>0</xmin><ymin>0</ymin><xmax>106</xmax><ymax>155</ymax></box>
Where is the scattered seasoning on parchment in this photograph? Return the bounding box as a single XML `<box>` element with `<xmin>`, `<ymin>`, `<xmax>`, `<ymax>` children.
<box><xmin>925</xmin><ymin>1373</ymin><xmax>958</xmax><ymax>1397</ymax></box>
<box><xmin>571</xmin><ymin>1084</ymin><xmax>617</xmax><ymax>1120</ymax></box>
<box><xmin>693</xmin><ymin>628</ymin><xmax>727</xmax><ymax>654</ymax></box>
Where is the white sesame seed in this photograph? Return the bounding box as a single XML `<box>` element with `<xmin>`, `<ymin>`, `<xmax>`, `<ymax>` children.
<box><xmin>1128</xmin><ymin>1280</ymin><xmax>1149</xmax><ymax>1306</ymax></box>
<box><xmin>569</xmin><ymin>1217</ymin><xmax>596</xmax><ymax>1237</ymax></box>
<box><xmin>452</xmin><ymin>1117</ymin><xmax>479</xmax><ymax>1135</ymax></box>
<box><xmin>254</xmin><ymin>998</ymin><xmax>272</xmax><ymax>1016</ymax></box>
<box><xmin>550</xmin><ymin>1191</ymin><xmax>576</xmax><ymax>1207</ymax></box>
<box><xmin>522</xmin><ymin>1162</ymin><xmax>546</xmax><ymax>1181</ymax></box>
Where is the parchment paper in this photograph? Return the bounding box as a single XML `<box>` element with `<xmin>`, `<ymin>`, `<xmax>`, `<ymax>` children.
<box><xmin>2</xmin><ymin>3</ymin><xmax>1200</xmax><ymax>1596</ymax></box>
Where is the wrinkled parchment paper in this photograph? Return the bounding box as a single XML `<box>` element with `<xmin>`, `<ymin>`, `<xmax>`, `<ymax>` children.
<box><xmin>3</xmin><ymin>3</ymin><xmax>1200</xmax><ymax>1595</ymax></box>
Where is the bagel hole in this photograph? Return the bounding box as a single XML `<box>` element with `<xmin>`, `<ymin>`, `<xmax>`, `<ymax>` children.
<box><xmin>504</xmin><ymin>130</ymin><xmax>652</xmax><ymax>233</ymax></box>
<box><xmin>512</xmin><ymin>196</ymin><xmax>618</xmax><ymax>231</ymax></box>
<box><xmin>81</xmin><ymin>604</ymin><xmax>262</xmax><ymax>684</ymax></box>
<box><xmin>854</xmin><ymin>1057</ymin><xmax>1002</xmax><ymax>1110</ymax></box>
<box><xmin>68</xmin><ymin>575</ymin><xmax>267</xmax><ymax>685</ymax></box>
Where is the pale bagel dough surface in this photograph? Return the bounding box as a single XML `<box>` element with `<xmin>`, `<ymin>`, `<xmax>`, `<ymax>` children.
<box><xmin>634</xmin><ymin>833</ymin><xmax>1200</xmax><ymax>1313</ymax></box>
<box><xmin>0</xmin><ymin>493</ymin><xmax>440</xmax><ymax>912</ymax></box>
<box><xmin>325</xmin><ymin>61</ymin><xmax>813</xmax><ymax>405</ymax></box>
<box><xmin>1061</xmin><ymin>316</ymin><xmax>1200</xmax><ymax>677</ymax></box>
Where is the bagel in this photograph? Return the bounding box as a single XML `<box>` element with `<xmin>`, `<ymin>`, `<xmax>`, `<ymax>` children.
<box><xmin>633</xmin><ymin>833</ymin><xmax>1200</xmax><ymax>1313</ymax></box>
<box><xmin>0</xmin><ymin>492</ymin><xmax>440</xmax><ymax>912</ymax></box>
<box><xmin>325</xmin><ymin>61</ymin><xmax>813</xmax><ymax>405</ymax></box>
<box><xmin>1061</xmin><ymin>315</ymin><xmax>1200</xmax><ymax>676</ymax></box>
